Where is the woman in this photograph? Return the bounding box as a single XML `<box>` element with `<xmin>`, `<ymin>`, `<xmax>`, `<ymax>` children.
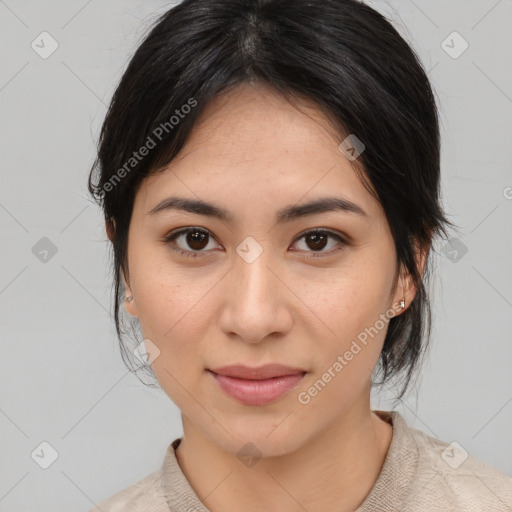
<box><xmin>87</xmin><ymin>0</ymin><xmax>512</xmax><ymax>510</ymax></box>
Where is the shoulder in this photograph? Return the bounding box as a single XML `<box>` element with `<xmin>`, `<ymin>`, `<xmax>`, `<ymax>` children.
<box><xmin>87</xmin><ymin>468</ymin><xmax>170</xmax><ymax>512</ymax></box>
<box><xmin>395</xmin><ymin>412</ymin><xmax>512</xmax><ymax>510</ymax></box>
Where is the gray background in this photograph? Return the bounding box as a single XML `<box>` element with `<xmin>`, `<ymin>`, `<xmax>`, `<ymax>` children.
<box><xmin>1</xmin><ymin>0</ymin><xmax>511</xmax><ymax>510</ymax></box>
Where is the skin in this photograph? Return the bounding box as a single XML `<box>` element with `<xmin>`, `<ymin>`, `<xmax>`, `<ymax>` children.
<box><xmin>111</xmin><ymin>82</ymin><xmax>425</xmax><ymax>511</ymax></box>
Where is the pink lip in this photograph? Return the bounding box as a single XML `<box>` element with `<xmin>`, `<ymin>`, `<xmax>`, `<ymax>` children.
<box><xmin>207</xmin><ymin>364</ymin><xmax>306</xmax><ymax>406</ymax></box>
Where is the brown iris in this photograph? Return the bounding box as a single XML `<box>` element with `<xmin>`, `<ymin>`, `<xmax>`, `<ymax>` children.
<box><xmin>186</xmin><ymin>230</ymin><xmax>209</xmax><ymax>250</ymax></box>
<box><xmin>305</xmin><ymin>232</ymin><xmax>328</xmax><ymax>251</ymax></box>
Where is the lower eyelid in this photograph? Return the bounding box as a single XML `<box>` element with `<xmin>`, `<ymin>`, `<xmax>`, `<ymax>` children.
<box><xmin>292</xmin><ymin>233</ymin><xmax>347</xmax><ymax>257</ymax></box>
<box><xmin>164</xmin><ymin>228</ymin><xmax>347</xmax><ymax>256</ymax></box>
<box><xmin>164</xmin><ymin>229</ymin><xmax>217</xmax><ymax>256</ymax></box>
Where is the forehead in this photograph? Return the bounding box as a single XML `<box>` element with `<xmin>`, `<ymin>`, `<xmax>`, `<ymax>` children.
<box><xmin>181</xmin><ymin>82</ymin><xmax>345</xmax><ymax>163</ymax></box>
<box><xmin>135</xmin><ymin>82</ymin><xmax>381</xmax><ymax>221</ymax></box>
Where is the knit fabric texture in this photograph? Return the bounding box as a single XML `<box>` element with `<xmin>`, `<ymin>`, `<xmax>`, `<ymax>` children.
<box><xmin>89</xmin><ymin>410</ymin><xmax>512</xmax><ymax>511</ymax></box>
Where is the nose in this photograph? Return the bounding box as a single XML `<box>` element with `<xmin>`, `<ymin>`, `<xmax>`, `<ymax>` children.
<box><xmin>218</xmin><ymin>248</ymin><xmax>293</xmax><ymax>344</ymax></box>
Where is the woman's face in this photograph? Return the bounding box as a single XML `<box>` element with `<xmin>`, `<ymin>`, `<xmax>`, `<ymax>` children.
<box><xmin>122</xmin><ymin>82</ymin><xmax>414</xmax><ymax>457</ymax></box>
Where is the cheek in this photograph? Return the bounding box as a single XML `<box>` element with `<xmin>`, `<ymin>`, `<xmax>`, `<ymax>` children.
<box><xmin>301</xmin><ymin>264</ymin><xmax>393</xmax><ymax>391</ymax></box>
<box><xmin>306</xmin><ymin>270</ymin><xmax>391</xmax><ymax>342</ymax></box>
<box><xmin>131</xmin><ymin>261</ymin><xmax>219</xmax><ymax>374</ymax></box>
<box><xmin>132</xmin><ymin>256</ymin><xmax>206</xmax><ymax>338</ymax></box>
<box><xmin>301</xmin><ymin>290</ymin><xmax>388</xmax><ymax>413</ymax></box>
<box><xmin>141</xmin><ymin>293</ymin><xmax>206</xmax><ymax>409</ymax></box>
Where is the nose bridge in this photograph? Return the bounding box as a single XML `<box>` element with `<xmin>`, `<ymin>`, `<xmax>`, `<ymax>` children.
<box><xmin>219</xmin><ymin>238</ymin><xmax>291</xmax><ymax>342</ymax></box>
<box><xmin>236</xmin><ymin>248</ymin><xmax>274</xmax><ymax>304</ymax></box>
<box><xmin>233</xmin><ymin>233</ymin><xmax>272</xmax><ymax>289</ymax></box>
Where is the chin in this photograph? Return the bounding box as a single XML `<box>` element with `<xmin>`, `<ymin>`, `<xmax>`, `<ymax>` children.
<box><xmin>208</xmin><ymin>416</ymin><xmax>306</xmax><ymax>460</ymax></box>
<box><xmin>221</xmin><ymin>434</ymin><xmax>300</xmax><ymax>461</ymax></box>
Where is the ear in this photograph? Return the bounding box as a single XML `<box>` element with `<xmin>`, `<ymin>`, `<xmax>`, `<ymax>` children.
<box><xmin>106</xmin><ymin>218</ymin><xmax>139</xmax><ymax>318</ymax></box>
<box><xmin>121</xmin><ymin>271</ymin><xmax>139</xmax><ymax>318</ymax></box>
<box><xmin>392</xmin><ymin>242</ymin><xmax>428</xmax><ymax>313</ymax></box>
<box><xmin>106</xmin><ymin>217</ymin><xmax>116</xmax><ymax>243</ymax></box>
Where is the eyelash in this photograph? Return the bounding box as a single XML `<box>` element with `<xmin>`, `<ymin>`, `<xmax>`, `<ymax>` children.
<box><xmin>162</xmin><ymin>227</ymin><xmax>348</xmax><ymax>259</ymax></box>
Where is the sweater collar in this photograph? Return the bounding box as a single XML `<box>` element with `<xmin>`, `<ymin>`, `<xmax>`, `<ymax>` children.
<box><xmin>161</xmin><ymin>410</ymin><xmax>418</xmax><ymax>511</ymax></box>
<box><xmin>356</xmin><ymin>410</ymin><xmax>419</xmax><ymax>511</ymax></box>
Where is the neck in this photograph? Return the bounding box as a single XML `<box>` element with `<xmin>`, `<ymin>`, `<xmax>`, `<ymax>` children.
<box><xmin>175</xmin><ymin>397</ymin><xmax>392</xmax><ymax>512</ymax></box>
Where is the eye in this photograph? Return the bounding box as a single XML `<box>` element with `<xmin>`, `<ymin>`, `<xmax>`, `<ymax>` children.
<box><xmin>162</xmin><ymin>227</ymin><xmax>220</xmax><ymax>258</ymax></box>
<box><xmin>163</xmin><ymin>227</ymin><xmax>348</xmax><ymax>259</ymax></box>
<box><xmin>291</xmin><ymin>229</ymin><xmax>348</xmax><ymax>258</ymax></box>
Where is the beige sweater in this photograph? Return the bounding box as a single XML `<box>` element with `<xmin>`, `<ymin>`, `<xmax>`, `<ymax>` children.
<box><xmin>89</xmin><ymin>410</ymin><xmax>512</xmax><ymax>511</ymax></box>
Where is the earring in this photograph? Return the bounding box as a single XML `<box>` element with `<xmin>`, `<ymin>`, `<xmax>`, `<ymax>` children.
<box><xmin>126</xmin><ymin>295</ymin><xmax>134</xmax><ymax>302</ymax></box>
<box><xmin>400</xmin><ymin>297</ymin><xmax>405</xmax><ymax>309</ymax></box>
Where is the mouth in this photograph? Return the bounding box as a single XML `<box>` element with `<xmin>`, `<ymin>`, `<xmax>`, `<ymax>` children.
<box><xmin>207</xmin><ymin>364</ymin><xmax>307</xmax><ymax>406</ymax></box>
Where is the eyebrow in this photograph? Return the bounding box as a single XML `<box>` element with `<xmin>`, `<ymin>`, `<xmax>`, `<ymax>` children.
<box><xmin>147</xmin><ymin>196</ymin><xmax>368</xmax><ymax>223</ymax></box>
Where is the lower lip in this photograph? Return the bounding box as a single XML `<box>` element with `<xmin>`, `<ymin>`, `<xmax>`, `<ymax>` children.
<box><xmin>208</xmin><ymin>370</ymin><xmax>306</xmax><ymax>406</ymax></box>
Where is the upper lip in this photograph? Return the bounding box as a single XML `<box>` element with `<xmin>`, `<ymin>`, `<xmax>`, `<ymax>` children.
<box><xmin>209</xmin><ymin>364</ymin><xmax>306</xmax><ymax>380</ymax></box>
